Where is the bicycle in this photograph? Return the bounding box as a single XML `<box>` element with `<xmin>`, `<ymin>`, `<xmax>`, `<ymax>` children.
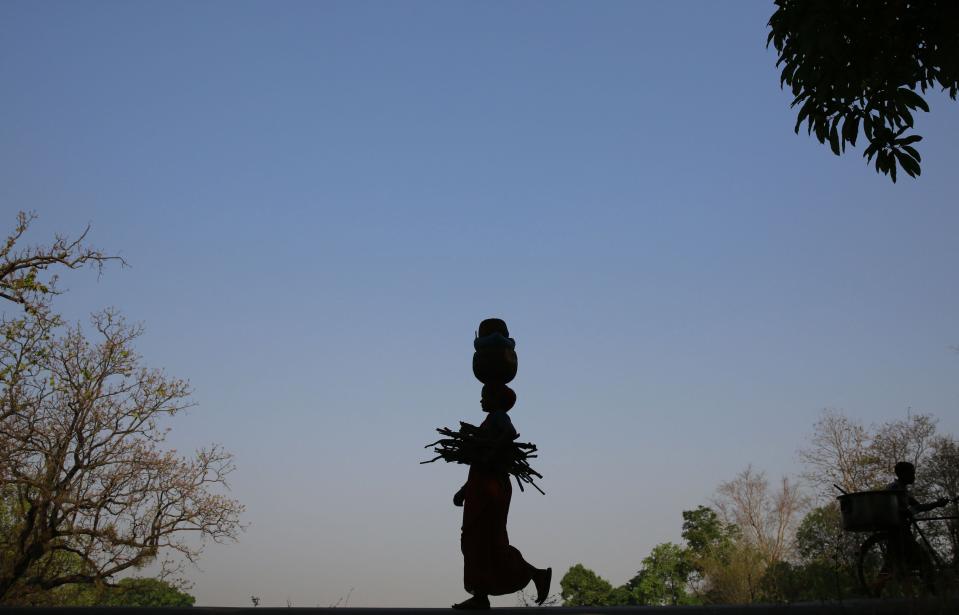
<box><xmin>838</xmin><ymin>489</ymin><xmax>957</xmax><ymax>598</ymax></box>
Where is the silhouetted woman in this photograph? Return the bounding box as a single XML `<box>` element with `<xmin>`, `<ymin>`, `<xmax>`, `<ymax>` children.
<box><xmin>452</xmin><ymin>384</ymin><xmax>550</xmax><ymax>609</ymax></box>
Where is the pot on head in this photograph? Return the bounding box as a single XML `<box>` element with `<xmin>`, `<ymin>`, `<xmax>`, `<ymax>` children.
<box><xmin>473</xmin><ymin>347</ymin><xmax>518</xmax><ymax>384</ymax></box>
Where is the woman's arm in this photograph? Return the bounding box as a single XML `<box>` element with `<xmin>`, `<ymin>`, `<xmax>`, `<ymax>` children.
<box><xmin>454</xmin><ymin>483</ymin><xmax>467</xmax><ymax>506</ymax></box>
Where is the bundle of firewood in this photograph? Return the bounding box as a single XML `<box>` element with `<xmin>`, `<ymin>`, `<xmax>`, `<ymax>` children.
<box><xmin>421</xmin><ymin>421</ymin><xmax>545</xmax><ymax>494</ymax></box>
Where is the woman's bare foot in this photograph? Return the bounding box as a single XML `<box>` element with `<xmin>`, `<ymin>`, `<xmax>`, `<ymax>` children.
<box><xmin>534</xmin><ymin>567</ymin><xmax>552</xmax><ymax>605</ymax></box>
<box><xmin>452</xmin><ymin>595</ymin><xmax>490</xmax><ymax>610</ymax></box>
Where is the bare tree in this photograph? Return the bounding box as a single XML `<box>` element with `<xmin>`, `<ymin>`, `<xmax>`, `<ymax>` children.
<box><xmin>799</xmin><ymin>409</ymin><xmax>956</xmax><ymax>564</ymax></box>
<box><xmin>798</xmin><ymin>409</ymin><xmax>879</xmax><ymax>496</ymax></box>
<box><xmin>0</xmin><ymin>309</ymin><xmax>243</xmax><ymax>603</ymax></box>
<box><xmin>870</xmin><ymin>411</ymin><xmax>938</xmax><ymax>473</ymax></box>
<box><xmin>1</xmin><ymin>211</ymin><xmax>124</xmax><ymax>313</ymax></box>
<box><xmin>0</xmin><ymin>307</ymin><xmax>61</xmax><ymax>483</ymax></box>
<box><xmin>2</xmin><ymin>211</ymin><xmax>122</xmax><ymax>485</ymax></box>
<box><xmin>713</xmin><ymin>466</ymin><xmax>807</xmax><ymax>564</ymax></box>
<box><xmin>329</xmin><ymin>587</ymin><xmax>354</xmax><ymax>608</ymax></box>
<box><xmin>800</xmin><ymin>408</ymin><xmax>941</xmax><ymax>499</ymax></box>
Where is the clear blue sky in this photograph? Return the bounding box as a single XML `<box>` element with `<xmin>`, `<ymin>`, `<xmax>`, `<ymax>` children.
<box><xmin>2</xmin><ymin>0</ymin><xmax>958</xmax><ymax>607</ymax></box>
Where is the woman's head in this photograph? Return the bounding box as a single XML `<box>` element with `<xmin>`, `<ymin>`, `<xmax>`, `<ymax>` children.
<box><xmin>481</xmin><ymin>384</ymin><xmax>516</xmax><ymax>412</ymax></box>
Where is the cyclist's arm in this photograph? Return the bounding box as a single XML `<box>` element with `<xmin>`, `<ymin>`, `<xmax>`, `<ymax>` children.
<box><xmin>913</xmin><ymin>497</ymin><xmax>950</xmax><ymax>513</ymax></box>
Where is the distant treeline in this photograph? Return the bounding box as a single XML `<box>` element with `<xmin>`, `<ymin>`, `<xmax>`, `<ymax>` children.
<box><xmin>557</xmin><ymin>410</ymin><xmax>959</xmax><ymax>606</ymax></box>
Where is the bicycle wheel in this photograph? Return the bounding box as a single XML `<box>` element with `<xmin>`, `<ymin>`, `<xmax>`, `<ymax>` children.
<box><xmin>858</xmin><ymin>533</ymin><xmax>891</xmax><ymax>597</ymax></box>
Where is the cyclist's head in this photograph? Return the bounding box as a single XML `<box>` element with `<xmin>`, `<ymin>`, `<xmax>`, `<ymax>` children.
<box><xmin>894</xmin><ymin>461</ymin><xmax>916</xmax><ymax>484</ymax></box>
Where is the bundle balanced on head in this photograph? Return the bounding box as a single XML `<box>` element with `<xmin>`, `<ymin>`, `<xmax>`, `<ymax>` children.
<box><xmin>422</xmin><ymin>318</ymin><xmax>551</xmax><ymax>609</ymax></box>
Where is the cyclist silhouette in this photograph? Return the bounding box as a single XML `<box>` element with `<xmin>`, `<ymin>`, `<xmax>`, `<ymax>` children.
<box><xmin>883</xmin><ymin>461</ymin><xmax>949</xmax><ymax>580</ymax></box>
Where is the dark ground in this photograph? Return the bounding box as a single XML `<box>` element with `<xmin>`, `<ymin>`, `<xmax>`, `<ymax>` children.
<box><xmin>4</xmin><ymin>599</ymin><xmax>958</xmax><ymax>615</ymax></box>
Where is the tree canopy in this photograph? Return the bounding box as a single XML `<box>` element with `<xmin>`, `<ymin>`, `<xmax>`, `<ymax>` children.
<box><xmin>0</xmin><ymin>212</ymin><xmax>242</xmax><ymax>604</ymax></box>
<box><xmin>559</xmin><ymin>564</ymin><xmax>614</xmax><ymax>606</ymax></box>
<box><xmin>96</xmin><ymin>578</ymin><xmax>196</xmax><ymax>607</ymax></box>
<box><xmin>681</xmin><ymin>505</ymin><xmax>736</xmax><ymax>558</ymax></box>
<box><xmin>627</xmin><ymin>542</ymin><xmax>697</xmax><ymax>606</ymax></box>
<box><xmin>768</xmin><ymin>0</ymin><xmax>959</xmax><ymax>181</ymax></box>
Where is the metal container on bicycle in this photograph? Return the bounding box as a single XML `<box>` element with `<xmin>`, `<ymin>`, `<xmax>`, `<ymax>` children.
<box><xmin>838</xmin><ymin>491</ymin><xmax>901</xmax><ymax>532</ymax></box>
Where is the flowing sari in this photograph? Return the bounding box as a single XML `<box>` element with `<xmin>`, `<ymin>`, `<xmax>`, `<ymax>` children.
<box><xmin>460</xmin><ymin>413</ymin><xmax>535</xmax><ymax>596</ymax></box>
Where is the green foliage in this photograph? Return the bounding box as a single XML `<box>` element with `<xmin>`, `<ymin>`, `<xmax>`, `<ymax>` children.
<box><xmin>627</xmin><ymin>542</ymin><xmax>698</xmax><ymax>606</ymax></box>
<box><xmin>559</xmin><ymin>564</ymin><xmax>614</xmax><ymax>606</ymax></box>
<box><xmin>697</xmin><ymin>540</ymin><xmax>766</xmax><ymax>604</ymax></box>
<box><xmin>96</xmin><ymin>578</ymin><xmax>195</xmax><ymax>607</ymax></box>
<box><xmin>759</xmin><ymin>505</ymin><xmax>864</xmax><ymax>604</ymax></box>
<box><xmin>768</xmin><ymin>0</ymin><xmax>959</xmax><ymax>181</ymax></box>
<box><xmin>605</xmin><ymin>584</ymin><xmax>634</xmax><ymax>606</ymax></box>
<box><xmin>3</xmin><ymin>491</ymin><xmax>191</xmax><ymax>606</ymax></box>
<box><xmin>6</xmin><ymin>578</ymin><xmax>195</xmax><ymax>607</ymax></box>
<box><xmin>757</xmin><ymin>561</ymin><xmax>805</xmax><ymax>603</ymax></box>
<box><xmin>558</xmin><ymin>536</ymin><xmax>707</xmax><ymax>606</ymax></box>
<box><xmin>795</xmin><ymin>503</ymin><xmax>858</xmax><ymax>567</ymax></box>
<box><xmin>759</xmin><ymin>504</ymin><xmax>865</xmax><ymax>605</ymax></box>
<box><xmin>682</xmin><ymin>505</ymin><xmax>737</xmax><ymax>562</ymax></box>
